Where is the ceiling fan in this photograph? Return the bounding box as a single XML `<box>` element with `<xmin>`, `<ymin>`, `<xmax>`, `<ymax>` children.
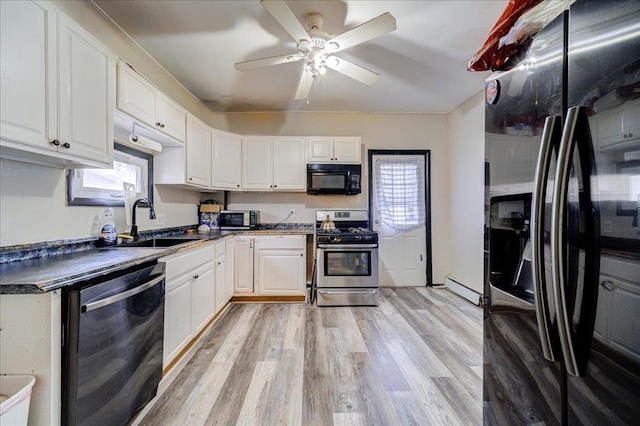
<box><xmin>234</xmin><ymin>0</ymin><xmax>397</xmax><ymax>100</ymax></box>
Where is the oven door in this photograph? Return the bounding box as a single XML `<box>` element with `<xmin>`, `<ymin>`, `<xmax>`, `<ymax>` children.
<box><xmin>316</xmin><ymin>243</ymin><xmax>378</xmax><ymax>288</ymax></box>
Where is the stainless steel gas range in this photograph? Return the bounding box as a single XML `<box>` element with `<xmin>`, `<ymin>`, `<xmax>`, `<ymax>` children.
<box><xmin>315</xmin><ymin>210</ymin><xmax>379</xmax><ymax>306</ymax></box>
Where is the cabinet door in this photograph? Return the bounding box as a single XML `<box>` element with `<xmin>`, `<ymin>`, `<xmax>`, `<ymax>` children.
<box><xmin>212</xmin><ymin>131</ymin><xmax>242</xmax><ymax>190</ymax></box>
<box><xmin>256</xmin><ymin>249</ymin><xmax>305</xmax><ymax>295</ymax></box>
<box><xmin>164</xmin><ymin>278</ymin><xmax>192</xmax><ymax>367</ymax></box>
<box><xmin>242</xmin><ymin>137</ymin><xmax>273</xmax><ymax>190</ymax></box>
<box><xmin>191</xmin><ymin>264</ymin><xmax>215</xmax><ymax>334</ymax></box>
<box><xmin>274</xmin><ymin>137</ymin><xmax>306</xmax><ymax>190</ymax></box>
<box><xmin>0</xmin><ymin>0</ymin><xmax>57</xmax><ymax>150</ymax></box>
<box><xmin>116</xmin><ymin>61</ymin><xmax>156</xmax><ymax>126</ymax></box>
<box><xmin>185</xmin><ymin>115</ymin><xmax>211</xmax><ymax>187</ymax></box>
<box><xmin>57</xmin><ymin>14</ymin><xmax>114</xmax><ymax>166</ymax></box>
<box><xmin>215</xmin><ymin>256</ymin><xmax>226</xmax><ymax>312</ymax></box>
<box><xmin>626</xmin><ymin>101</ymin><xmax>640</xmax><ymax>142</ymax></box>
<box><xmin>334</xmin><ymin>137</ymin><xmax>361</xmax><ymax>163</ymax></box>
<box><xmin>308</xmin><ymin>137</ymin><xmax>334</xmax><ymax>163</ymax></box>
<box><xmin>157</xmin><ymin>93</ymin><xmax>186</xmax><ymax>142</ymax></box>
<box><xmin>234</xmin><ymin>237</ymin><xmax>254</xmax><ymax>294</ymax></box>
<box><xmin>225</xmin><ymin>238</ymin><xmax>236</xmax><ymax>300</ymax></box>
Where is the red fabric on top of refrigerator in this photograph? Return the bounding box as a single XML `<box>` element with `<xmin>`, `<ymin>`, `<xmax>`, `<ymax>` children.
<box><xmin>468</xmin><ymin>0</ymin><xmax>543</xmax><ymax>72</ymax></box>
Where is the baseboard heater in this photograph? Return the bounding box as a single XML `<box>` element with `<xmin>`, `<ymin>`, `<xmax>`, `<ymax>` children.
<box><xmin>444</xmin><ymin>277</ymin><xmax>482</xmax><ymax>306</ymax></box>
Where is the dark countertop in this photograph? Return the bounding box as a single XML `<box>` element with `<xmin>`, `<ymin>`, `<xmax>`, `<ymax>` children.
<box><xmin>0</xmin><ymin>225</ymin><xmax>314</xmax><ymax>295</ymax></box>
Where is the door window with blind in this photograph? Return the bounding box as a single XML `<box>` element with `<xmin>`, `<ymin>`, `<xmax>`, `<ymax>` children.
<box><xmin>374</xmin><ymin>156</ymin><xmax>426</xmax><ymax>231</ymax></box>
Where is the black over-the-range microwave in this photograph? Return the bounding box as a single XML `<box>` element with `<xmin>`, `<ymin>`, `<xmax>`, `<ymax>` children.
<box><xmin>307</xmin><ymin>163</ymin><xmax>362</xmax><ymax>195</ymax></box>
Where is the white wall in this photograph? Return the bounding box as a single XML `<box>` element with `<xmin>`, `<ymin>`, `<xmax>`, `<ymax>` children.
<box><xmin>217</xmin><ymin>112</ymin><xmax>452</xmax><ymax>285</ymax></box>
<box><xmin>0</xmin><ymin>159</ymin><xmax>201</xmax><ymax>246</ymax></box>
<box><xmin>448</xmin><ymin>91</ymin><xmax>485</xmax><ymax>293</ymax></box>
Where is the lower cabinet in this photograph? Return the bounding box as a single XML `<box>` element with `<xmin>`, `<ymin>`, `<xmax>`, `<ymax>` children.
<box><xmin>255</xmin><ymin>236</ymin><xmax>306</xmax><ymax>296</ymax></box>
<box><xmin>161</xmin><ymin>239</ymin><xmax>231</xmax><ymax>370</ymax></box>
<box><xmin>214</xmin><ymin>239</ymin><xmax>227</xmax><ymax>312</ymax></box>
<box><xmin>234</xmin><ymin>236</ymin><xmax>255</xmax><ymax>294</ymax></box>
<box><xmin>234</xmin><ymin>235</ymin><xmax>306</xmax><ymax>297</ymax></box>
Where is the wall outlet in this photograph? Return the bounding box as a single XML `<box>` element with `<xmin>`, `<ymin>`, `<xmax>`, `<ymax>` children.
<box><xmin>603</xmin><ymin>220</ymin><xmax>611</xmax><ymax>233</ymax></box>
<box><xmin>157</xmin><ymin>214</ymin><xmax>165</xmax><ymax>226</ymax></box>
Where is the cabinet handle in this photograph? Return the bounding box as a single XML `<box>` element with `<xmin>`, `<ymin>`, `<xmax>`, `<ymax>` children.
<box><xmin>629</xmin><ymin>133</ymin><xmax>633</xmax><ymax>138</ymax></box>
<box><xmin>160</xmin><ymin>123</ymin><xmax>165</xmax><ymax>128</ymax></box>
<box><xmin>156</xmin><ymin>121</ymin><xmax>161</xmax><ymax>127</ymax></box>
<box><xmin>50</xmin><ymin>139</ymin><xmax>60</xmax><ymax>146</ymax></box>
<box><xmin>61</xmin><ymin>142</ymin><xmax>71</xmax><ymax>149</ymax></box>
<box><xmin>300</xmin><ymin>253</ymin><xmax>303</xmax><ymax>257</ymax></box>
<box><xmin>188</xmin><ymin>177</ymin><xmax>193</xmax><ymax>181</ymax></box>
<box><xmin>237</xmin><ymin>184</ymin><xmax>240</xmax><ymax>188</ymax></box>
<box><xmin>274</xmin><ymin>185</ymin><xmax>277</xmax><ymax>188</ymax></box>
<box><xmin>600</xmin><ymin>280</ymin><xmax>615</xmax><ymax>291</ymax></box>
<box><xmin>193</xmin><ymin>274</ymin><xmax>199</xmax><ymax>280</ymax></box>
<box><xmin>270</xmin><ymin>185</ymin><xmax>273</xmax><ymax>188</ymax></box>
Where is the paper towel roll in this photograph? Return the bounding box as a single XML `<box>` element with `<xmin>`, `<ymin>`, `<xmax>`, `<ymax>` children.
<box><xmin>129</xmin><ymin>134</ymin><xmax>163</xmax><ymax>152</ymax></box>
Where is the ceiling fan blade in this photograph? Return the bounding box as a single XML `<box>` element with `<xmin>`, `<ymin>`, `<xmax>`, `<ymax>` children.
<box><xmin>235</xmin><ymin>54</ymin><xmax>303</xmax><ymax>71</ymax></box>
<box><xmin>261</xmin><ymin>0</ymin><xmax>310</xmax><ymax>43</ymax></box>
<box><xmin>326</xmin><ymin>57</ymin><xmax>379</xmax><ymax>86</ymax></box>
<box><xmin>328</xmin><ymin>12</ymin><xmax>396</xmax><ymax>53</ymax></box>
<box><xmin>295</xmin><ymin>69</ymin><xmax>314</xmax><ymax>100</ymax></box>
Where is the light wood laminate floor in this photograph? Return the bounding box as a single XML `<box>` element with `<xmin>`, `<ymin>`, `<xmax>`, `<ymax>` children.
<box><xmin>134</xmin><ymin>286</ymin><xmax>482</xmax><ymax>425</ymax></box>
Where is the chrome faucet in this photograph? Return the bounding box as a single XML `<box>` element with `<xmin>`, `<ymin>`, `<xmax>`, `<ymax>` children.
<box><xmin>130</xmin><ymin>198</ymin><xmax>156</xmax><ymax>241</ymax></box>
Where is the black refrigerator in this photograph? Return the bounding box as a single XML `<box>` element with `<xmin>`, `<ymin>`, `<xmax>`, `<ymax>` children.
<box><xmin>484</xmin><ymin>0</ymin><xmax>640</xmax><ymax>424</ymax></box>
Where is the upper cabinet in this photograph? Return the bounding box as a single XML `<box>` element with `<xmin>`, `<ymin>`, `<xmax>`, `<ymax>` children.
<box><xmin>185</xmin><ymin>115</ymin><xmax>211</xmax><ymax>187</ymax></box>
<box><xmin>242</xmin><ymin>137</ymin><xmax>306</xmax><ymax>191</ymax></box>
<box><xmin>308</xmin><ymin>137</ymin><xmax>361</xmax><ymax>164</ymax></box>
<box><xmin>0</xmin><ymin>1</ymin><xmax>114</xmax><ymax>168</ymax></box>
<box><xmin>155</xmin><ymin>113</ymin><xmax>210</xmax><ymax>189</ymax></box>
<box><xmin>212</xmin><ymin>130</ymin><xmax>242</xmax><ymax>190</ymax></box>
<box><xmin>117</xmin><ymin>61</ymin><xmax>186</xmax><ymax>143</ymax></box>
<box><xmin>595</xmin><ymin>99</ymin><xmax>640</xmax><ymax>152</ymax></box>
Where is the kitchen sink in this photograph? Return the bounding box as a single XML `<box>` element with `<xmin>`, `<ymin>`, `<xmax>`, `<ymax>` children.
<box><xmin>115</xmin><ymin>238</ymin><xmax>196</xmax><ymax>248</ymax></box>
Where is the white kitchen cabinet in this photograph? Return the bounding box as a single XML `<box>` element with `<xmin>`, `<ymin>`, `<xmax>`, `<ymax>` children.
<box><xmin>0</xmin><ymin>1</ymin><xmax>114</xmax><ymax>168</ymax></box>
<box><xmin>212</xmin><ymin>130</ymin><xmax>242</xmax><ymax>190</ymax></box>
<box><xmin>242</xmin><ymin>137</ymin><xmax>273</xmax><ymax>190</ymax></box>
<box><xmin>185</xmin><ymin>114</ymin><xmax>212</xmax><ymax>187</ymax></box>
<box><xmin>234</xmin><ymin>236</ymin><xmax>255</xmax><ymax>294</ymax></box>
<box><xmin>164</xmin><ymin>277</ymin><xmax>193</xmax><ymax>367</ymax></box>
<box><xmin>225</xmin><ymin>237</ymin><xmax>236</xmax><ymax>300</ymax></box>
<box><xmin>191</xmin><ymin>262</ymin><xmax>216</xmax><ymax>334</ymax></box>
<box><xmin>595</xmin><ymin>99</ymin><xmax>640</xmax><ymax>151</ymax></box>
<box><xmin>116</xmin><ymin>60</ymin><xmax>186</xmax><ymax>143</ymax></box>
<box><xmin>308</xmin><ymin>137</ymin><xmax>361</xmax><ymax>164</ymax></box>
<box><xmin>214</xmin><ymin>239</ymin><xmax>227</xmax><ymax>312</ymax></box>
<box><xmin>161</xmin><ymin>242</ymin><xmax>216</xmax><ymax>368</ymax></box>
<box><xmin>274</xmin><ymin>137</ymin><xmax>307</xmax><ymax>190</ymax></box>
<box><xmin>255</xmin><ymin>235</ymin><xmax>306</xmax><ymax>296</ymax></box>
<box><xmin>242</xmin><ymin>136</ymin><xmax>306</xmax><ymax>191</ymax></box>
<box><xmin>155</xmin><ymin>113</ymin><xmax>212</xmax><ymax>189</ymax></box>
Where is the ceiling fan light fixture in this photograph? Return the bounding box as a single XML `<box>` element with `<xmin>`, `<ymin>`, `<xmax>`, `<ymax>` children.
<box><xmin>326</xmin><ymin>41</ymin><xmax>339</xmax><ymax>52</ymax></box>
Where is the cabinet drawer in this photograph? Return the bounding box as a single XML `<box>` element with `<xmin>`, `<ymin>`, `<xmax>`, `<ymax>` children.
<box><xmin>215</xmin><ymin>239</ymin><xmax>226</xmax><ymax>257</ymax></box>
<box><xmin>161</xmin><ymin>242</ymin><xmax>215</xmax><ymax>281</ymax></box>
<box><xmin>256</xmin><ymin>235</ymin><xmax>305</xmax><ymax>250</ymax></box>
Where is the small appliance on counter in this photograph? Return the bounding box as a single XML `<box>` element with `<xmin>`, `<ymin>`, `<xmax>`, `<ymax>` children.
<box><xmin>217</xmin><ymin>210</ymin><xmax>260</xmax><ymax>230</ymax></box>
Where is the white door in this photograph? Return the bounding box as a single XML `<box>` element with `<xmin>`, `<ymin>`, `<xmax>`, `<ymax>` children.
<box><xmin>371</xmin><ymin>154</ymin><xmax>429</xmax><ymax>286</ymax></box>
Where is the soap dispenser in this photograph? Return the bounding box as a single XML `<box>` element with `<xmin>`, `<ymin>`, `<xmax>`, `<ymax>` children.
<box><xmin>98</xmin><ymin>207</ymin><xmax>117</xmax><ymax>246</ymax></box>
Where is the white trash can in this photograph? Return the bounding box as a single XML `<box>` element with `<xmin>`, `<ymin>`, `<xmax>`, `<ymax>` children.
<box><xmin>0</xmin><ymin>375</ymin><xmax>36</xmax><ymax>426</ymax></box>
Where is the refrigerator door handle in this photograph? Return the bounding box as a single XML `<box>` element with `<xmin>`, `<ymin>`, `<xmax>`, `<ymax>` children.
<box><xmin>531</xmin><ymin>115</ymin><xmax>562</xmax><ymax>362</ymax></box>
<box><xmin>551</xmin><ymin>106</ymin><xmax>600</xmax><ymax>377</ymax></box>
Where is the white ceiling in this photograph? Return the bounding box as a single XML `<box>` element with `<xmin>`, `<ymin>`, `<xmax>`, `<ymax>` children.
<box><xmin>93</xmin><ymin>0</ymin><xmax>507</xmax><ymax>114</ymax></box>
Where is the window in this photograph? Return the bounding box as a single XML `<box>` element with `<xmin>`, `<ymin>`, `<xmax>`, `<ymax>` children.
<box><xmin>67</xmin><ymin>143</ymin><xmax>153</xmax><ymax>206</ymax></box>
<box><xmin>374</xmin><ymin>156</ymin><xmax>426</xmax><ymax>231</ymax></box>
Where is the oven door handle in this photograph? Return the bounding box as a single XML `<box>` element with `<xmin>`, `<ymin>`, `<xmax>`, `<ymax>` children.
<box><xmin>82</xmin><ymin>274</ymin><xmax>164</xmax><ymax>313</ymax></box>
<box><xmin>317</xmin><ymin>243</ymin><xmax>378</xmax><ymax>249</ymax></box>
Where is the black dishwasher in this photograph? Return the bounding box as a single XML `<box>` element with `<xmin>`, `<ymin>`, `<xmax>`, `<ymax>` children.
<box><xmin>62</xmin><ymin>261</ymin><xmax>165</xmax><ymax>426</ymax></box>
